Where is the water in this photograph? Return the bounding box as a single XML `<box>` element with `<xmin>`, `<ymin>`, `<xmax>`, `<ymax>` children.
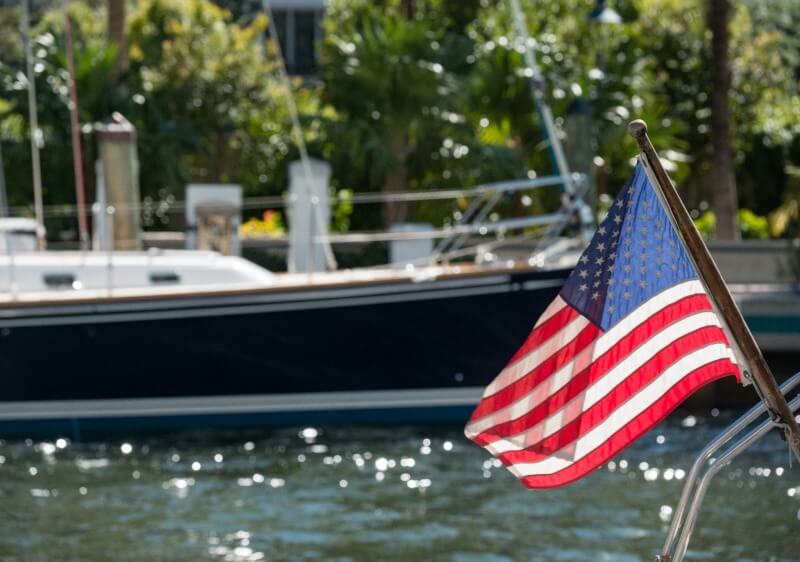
<box><xmin>0</xmin><ymin>414</ymin><xmax>798</xmax><ymax>562</ymax></box>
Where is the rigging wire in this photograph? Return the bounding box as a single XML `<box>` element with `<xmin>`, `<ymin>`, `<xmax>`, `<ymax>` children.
<box><xmin>62</xmin><ymin>0</ymin><xmax>90</xmax><ymax>249</ymax></box>
<box><xmin>260</xmin><ymin>0</ymin><xmax>337</xmax><ymax>271</ymax></box>
<box><xmin>20</xmin><ymin>0</ymin><xmax>45</xmax><ymax>243</ymax></box>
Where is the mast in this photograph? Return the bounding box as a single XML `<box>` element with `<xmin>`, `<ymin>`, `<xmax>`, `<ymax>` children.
<box><xmin>507</xmin><ymin>0</ymin><xmax>594</xmax><ymax>252</ymax></box>
<box><xmin>21</xmin><ymin>0</ymin><xmax>45</xmax><ymax>240</ymax></box>
<box><xmin>507</xmin><ymin>0</ymin><xmax>573</xmax><ymax>195</ymax></box>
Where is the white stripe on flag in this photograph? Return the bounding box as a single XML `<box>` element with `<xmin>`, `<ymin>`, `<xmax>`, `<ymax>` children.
<box><xmin>505</xmin><ymin>343</ymin><xmax>733</xmax><ymax>478</ymax></box>
<box><xmin>477</xmin><ymin>311</ymin><xmax>732</xmax><ymax>453</ymax></box>
<box><xmin>466</xmin><ymin>280</ymin><xmax>711</xmax><ymax>436</ymax></box>
<box><xmin>481</xmin><ymin>281</ymin><xmax>707</xmax><ymax>399</ymax></box>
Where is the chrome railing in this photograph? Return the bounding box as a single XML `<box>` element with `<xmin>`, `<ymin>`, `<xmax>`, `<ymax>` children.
<box><xmin>657</xmin><ymin>372</ymin><xmax>800</xmax><ymax>562</ymax></box>
<box><xmin>2</xmin><ymin>172</ymin><xmax>591</xmax><ymax>269</ymax></box>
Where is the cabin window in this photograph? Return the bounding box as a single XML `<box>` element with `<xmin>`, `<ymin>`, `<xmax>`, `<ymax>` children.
<box><xmin>43</xmin><ymin>273</ymin><xmax>77</xmax><ymax>290</ymax></box>
<box><xmin>149</xmin><ymin>272</ymin><xmax>181</xmax><ymax>285</ymax></box>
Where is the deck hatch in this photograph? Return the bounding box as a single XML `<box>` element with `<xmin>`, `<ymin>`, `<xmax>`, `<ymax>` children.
<box><xmin>149</xmin><ymin>271</ymin><xmax>181</xmax><ymax>285</ymax></box>
<box><xmin>43</xmin><ymin>273</ymin><xmax>77</xmax><ymax>290</ymax></box>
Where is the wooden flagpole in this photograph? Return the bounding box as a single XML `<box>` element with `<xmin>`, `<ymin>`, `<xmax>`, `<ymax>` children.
<box><xmin>628</xmin><ymin>119</ymin><xmax>800</xmax><ymax>462</ymax></box>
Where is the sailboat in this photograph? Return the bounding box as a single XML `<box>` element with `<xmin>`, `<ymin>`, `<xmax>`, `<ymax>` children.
<box><xmin>0</xmin><ymin>0</ymin><xmax>599</xmax><ymax>435</ymax></box>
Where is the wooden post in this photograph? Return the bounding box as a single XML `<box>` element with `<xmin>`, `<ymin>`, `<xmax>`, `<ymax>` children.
<box><xmin>628</xmin><ymin>119</ymin><xmax>800</xmax><ymax>462</ymax></box>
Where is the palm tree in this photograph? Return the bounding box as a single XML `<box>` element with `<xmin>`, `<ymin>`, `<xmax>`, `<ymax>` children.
<box><xmin>320</xmin><ymin>8</ymin><xmax>459</xmax><ymax>228</ymax></box>
<box><xmin>709</xmin><ymin>0</ymin><xmax>738</xmax><ymax>240</ymax></box>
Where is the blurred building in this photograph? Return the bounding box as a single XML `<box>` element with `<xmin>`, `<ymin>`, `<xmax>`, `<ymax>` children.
<box><xmin>269</xmin><ymin>0</ymin><xmax>325</xmax><ymax>75</ymax></box>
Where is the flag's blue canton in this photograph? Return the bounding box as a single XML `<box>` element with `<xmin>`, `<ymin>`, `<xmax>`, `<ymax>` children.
<box><xmin>560</xmin><ymin>161</ymin><xmax>698</xmax><ymax>331</ymax></box>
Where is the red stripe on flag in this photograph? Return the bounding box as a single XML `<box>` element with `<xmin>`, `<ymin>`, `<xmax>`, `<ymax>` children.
<box><xmin>489</xmin><ymin>327</ymin><xmax>730</xmax><ymax>461</ymax></box>
<box><xmin>470</xmin><ymin>295</ymin><xmax>715</xmax><ymax>441</ymax></box>
<box><xmin>517</xmin><ymin>359</ymin><xmax>735</xmax><ymax>488</ymax></box>
<box><xmin>470</xmin><ymin>322</ymin><xmax>601</xmax><ymax>420</ymax></box>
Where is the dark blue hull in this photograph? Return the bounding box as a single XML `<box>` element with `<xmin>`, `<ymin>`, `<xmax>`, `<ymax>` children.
<box><xmin>0</xmin><ymin>266</ymin><xmax>570</xmax><ymax>436</ymax></box>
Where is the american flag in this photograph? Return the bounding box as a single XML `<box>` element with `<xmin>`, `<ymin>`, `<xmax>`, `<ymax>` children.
<box><xmin>465</xmin><ymin>160</ymin><xmax>742</xmax><ymax>488</ymax></box>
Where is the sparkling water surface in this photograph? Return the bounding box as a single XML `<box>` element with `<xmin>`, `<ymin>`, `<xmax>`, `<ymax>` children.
<box><xmin>0</xmin><ymin>413</ymin><xmax>798</xmax><ymax>562</ymax></box>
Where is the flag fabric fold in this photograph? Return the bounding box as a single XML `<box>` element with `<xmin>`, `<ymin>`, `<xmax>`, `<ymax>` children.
<box><xmin>465</xmin><ymin>160</ymin><xmax>741</xmax><ymax>489</ymax></box>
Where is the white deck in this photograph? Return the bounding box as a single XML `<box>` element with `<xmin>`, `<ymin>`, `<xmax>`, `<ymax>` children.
<box><xmin>0</xmin><ymin>249</ymin><xmax>561</xmax><ymax>305</ymax></box>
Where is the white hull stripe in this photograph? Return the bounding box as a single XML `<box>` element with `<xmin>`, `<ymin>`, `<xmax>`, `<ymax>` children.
<box><xmin>503</xmin><ymin>343</ymin><xmax>733</xmax><ymax>477</ymax></box>
<box><xmin>480</xmin><ymin>280</ymin><xmax>708</xmax><ymax>400</ymax></box>
<box><xmin>472</xmin><ymin>311</ymin><xmax>732</xmax><ymax>452</ymax></box>
<box><xmin>0</xmin><ymin>387</ymin><xmax>485</xmax><ymax>421</ymax></box>
<box><xmin>0</xmin><ymin>274</ymin><xmax>521</xmax><ymax>318</ymax></box>
<box><xmin>94</xmin><ymin>274</ymin><xmax>516</xmax><ymax>312</ymax></box>
<box><xmin>0</xmin><ymin>279</ymin><xmax>564</xmax><ymax>329</ymax></box>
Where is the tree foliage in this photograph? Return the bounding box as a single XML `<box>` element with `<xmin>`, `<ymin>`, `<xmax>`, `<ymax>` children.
<box><xmin>318</xmin><ymin>0</ymin><xmax>523</xmax><ymax>227</ymax></box>
<box><xmin>0</xmin><ymin>0</ymin><xmax>291</xmax><ymax>228</ymax></box>
<box><xmin>0</xmin><ymin>0</ymin><xmax>799</xmax><ymax>239</ymax></box>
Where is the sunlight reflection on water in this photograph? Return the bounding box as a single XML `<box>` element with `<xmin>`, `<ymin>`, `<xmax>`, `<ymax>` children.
<box><xmin>0</xmin><ymin>413</ymin><xmax>798</xmax><ymax>561</ymax></box>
